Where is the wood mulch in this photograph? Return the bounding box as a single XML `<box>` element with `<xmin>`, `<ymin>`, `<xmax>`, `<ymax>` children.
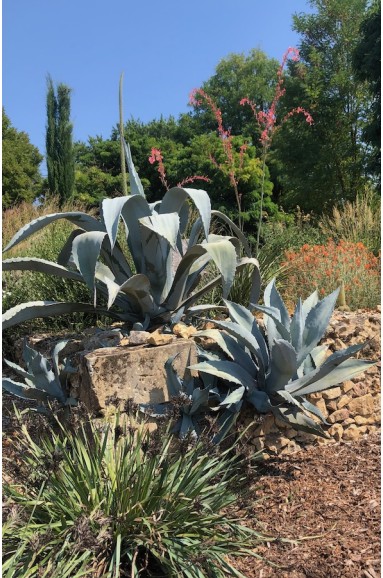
<box><xmin>231</xmin><ymin>432</ymin><xmax>381</xmax><ymax>578</ymax></box>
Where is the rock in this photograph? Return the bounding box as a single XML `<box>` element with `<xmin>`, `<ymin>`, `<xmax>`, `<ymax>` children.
<box><xmin>343</xmin><ymin>417</ymin><xmax>356</xmax><ymax>425</ymax></box>
<box><xmin>354</xmin><ymin>415</ymin><xmax>376</xmax><ymax>426</ymax></box>
<box><xmin>326</xmin><ymin>400</ymin><xmax>338</xmax><ymax>412</ymax></box>
<box><xmin>72</xmin><ymin>339</ymin><xmax>197</xmax><ymax>412</ymax></box>
<box><xmin>342</xmin><ymin>425</ymin><xmax>360</xmax><ymax>441</ymax></box>
<box><xmin>256</xmin><ymin>415</ymin><xmax>279</xmax><ymax>436</ymax></box>
<box><xmin>264</xmin><ymin>435</ymin><xmax>290</xmax><ymax>453</ymax></box>
<box><xmin>337</xmin><ymin>394</ymin><xmax>352</xmax><ymax>410</ymax></box>
<box><xmin>147</xmin><ymin>330</ymin><xmax>175</xmax><ymax>346</ymax></box>
<box><xmin>348</xmin><ymin>394</ymin><xmax>375</xmax><ymax>417</ymax></box>
<box><xmin>373</xmin><ymin>394</ymin><xmax>381</xmax><ymax>412</ymax></box>
<box><xmin>128</xmin><ymin>331</ymin><xmax>151</xmax><ymax>346</ymax></box>
<box><xmin>312</xmin><ymin>398</ymin><xmax>328</xmax><ymax>418</ymax></box>
<box><xmin>328</xmin><ymin>408</ymin><xmax>350</xmax><ymax>424</ymax></box>
<box><xmin>322</xmin><ymin>387</ymin><xmax>342</xmax><ymax>400</ymax></box>
<box><xmin>352</xmin><ymin>383</ymin><xmax>368</xmax><ymax>397</ymax></box>
<box><xmin>172</xmin><ymin>323</ymin><xmax>198</xmax><ymax>339</ymax></box>
<box><xmin>82</xmin><ymin>330</ymin><xmax>124</xmax><ymax>350</ymax></box>
<box><xmin>252</xmin><ymin>437</ymin><xmax>265</xmax><ymax>451</ymax></box>
<box><xmin>328</xmin><ymin>423</ymin><xmax>343</xmax><ymax>441</ymax></box>
<box><xmin>284</xmin><ymin>428</ymin><xmax>298</xmax><ymax>439</ymax></box>
<box><xmin>342</xmin><ymin>380</ymin><xmax>354</xmax><ymax>394</ymax></box>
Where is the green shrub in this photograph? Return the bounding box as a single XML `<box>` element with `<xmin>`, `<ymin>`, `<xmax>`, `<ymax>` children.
<box><xmin>3</xmin><ymin>415</ymin><xmax>265</xmax><ymax>577</ymax></box>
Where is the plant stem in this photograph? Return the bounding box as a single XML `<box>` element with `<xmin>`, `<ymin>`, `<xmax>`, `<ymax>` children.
<box><xmin>255</xmin><ymin>145</ymin><xmax>268</xmax><ymax>257</ymax></box>
<box><xmin>119</xmin><ymin>73</ymin><xmax>128</xmax><ymax>196</ymax></box>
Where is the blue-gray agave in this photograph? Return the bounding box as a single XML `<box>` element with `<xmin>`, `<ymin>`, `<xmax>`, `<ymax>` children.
<box><xmin>2</xmin><ymin>340</ymin><xmax>77</xmax><ymax>413</ymax></box>
<box><xmin>3</xmin><ymin>142</ymin><xmax>259</xmax><ymax>330</ymax></box>
<box><xmin>190</xmin><ymin>280</ymin><xmax>375</xmax><ymax>437</ymax></box>
<box><xmin>140</xmin><ymin>354</ymin><xmax>214</xmax><ymax>439</ymax></box>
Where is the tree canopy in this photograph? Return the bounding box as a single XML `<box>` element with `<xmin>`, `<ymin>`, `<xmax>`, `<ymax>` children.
<box><xmin>2</xmin><ymin>109</ymin><xmax>43</xmax><ymax>208</ymax></box>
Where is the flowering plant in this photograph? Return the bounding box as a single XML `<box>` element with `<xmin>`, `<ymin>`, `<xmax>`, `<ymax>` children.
<box><xmin>282</xmin><ymin>239</ymin><xmax>381</xmax><ymax>310</ymax></box>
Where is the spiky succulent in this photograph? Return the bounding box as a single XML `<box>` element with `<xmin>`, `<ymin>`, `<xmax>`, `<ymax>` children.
<box><xmin>3</xmin><ymin>142</ymin><xmax>260</xmax><ymax>331</ymax></box>
<box><xmin>2</xmin><ymin>339</ymin><xmax>77</xmax><ymax>413</ymax></box>
<box><xmin>190</xmin><ymin>280</ymin><xmax>375</xmax><ymax>437</ymax></box>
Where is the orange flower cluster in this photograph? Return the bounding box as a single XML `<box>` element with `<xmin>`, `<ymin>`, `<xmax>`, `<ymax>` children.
<box><xmin>282</xmin><ymin>239</ymin><xmax>381</xmax><ymax>310</ymax></box>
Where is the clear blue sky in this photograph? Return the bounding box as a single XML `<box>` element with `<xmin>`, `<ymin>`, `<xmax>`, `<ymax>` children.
<box><xmin>3</xmin><ymin>0</ymin><xmax>314</xmax><ymax>171</ymax></box>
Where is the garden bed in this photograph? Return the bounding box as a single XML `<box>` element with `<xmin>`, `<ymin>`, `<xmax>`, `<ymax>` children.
<box><xmin>232</xmin><ymin>431</ymin><xmax>381</xmax><ymax>578</ymax></box>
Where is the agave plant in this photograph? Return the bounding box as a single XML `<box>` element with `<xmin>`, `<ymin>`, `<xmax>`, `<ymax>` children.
<box><xmin>3</xmin><ymin>142</ymin><xmax>259</xmax><ymax>331</ymax></box>
<box><xmin>140</xmin><ymin>354</ymin><xmax>214</xmax><ymax>439</ymax></box>
<box><xmin>2</xmin><ymin>339</ymin><xmax>77</xmax><ymax>413</ymax></box>
<box><xmin>189</xmin><ymin>280</ymin><xmax>375</xmax><ymax>437</ymax></box>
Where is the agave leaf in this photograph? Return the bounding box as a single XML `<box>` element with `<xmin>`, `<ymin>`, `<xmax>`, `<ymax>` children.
<box><xmin>160</xmin><ymin>187</ymin><xmax>211</xmax><ymax>240</ymax></box>
<box><xmin>264</xmin><ymin>279</ymin><xmax>290</xmax><ymax>330</ymax></box>
<box><xmin>211</xmin><ymin>209</ymin><xmax>252</xmax><ymax>257</ymax></box>
<box><xmin>104</xmin><ymin>273</ymin><xmax>154</xmax><ymax>313</ymax></box>
<box><xmin>2</xmin><ymin>258</ymin><xmax>84</xmax><ymax>282</ymax></box>
<box><xmin>273</xmin><ymin>406</ymin><xmax>327</xmax><ymax>438</ymax></box>
<box><xmin>299</xmin><ymin>397</ymin><xmax>329</xmax><ymax>424</ymax></box>
<box><xmin>246</xmin><ymin>390</ymin><xmax>274</xmax><ymax>413</ymax></box>
<box><xmin>267</xmin><ymin>339</ymin><xmax>298</xmax><ymax>392</ymax></box>
<box><xmin>179</xmin><ymin>414</ymin><xmax>196</xmax><ymax>438</ymax></box>
<box><xmin>2</xmin><ymin>378</ymin><xmax>50</xmax><ymax>403</ymax></box>
<box><xmin>2</xmin><ymin>212</ymin><xmax>103</xmax><ymax>253</ymax></box>
<box><xmin>120</xmin><ymin>194</ymin><xmax>152</xmax><ymax>272</ymax></box>
<box><xmin>223</xmin><ymin>299</ymin><xmax>269</xmax><ymax>367</ymax></box>
<box><xmin>189</xmin><ymin>360</ymin><xmax>257</xmax><ymax>390</ymax></box>
<box><xmin>204</xmin><ymin>319</ymin><xmax>266</xmax><ymax>384</ymax></box>
<box><xmin>52</xmin><ymin>340</ymin><xmax>71</xmax><ymax>381</ymax></box>
<box><xmin>101</xmin><ymin>197</ymin><xmax>130</xmax><ymax>249</ymax></box>
<box><xmin>237</xmin><ymin>257</ymin><xmax>261</xmax><ymax>305</ymax></box>
<box><xmin>2</xmin><ymin>301</ymin><xmax>118</xmax><ymax>330</ymax></box>
<box><xmin>253</xmin><ymin>304</ymin><xmax>291</xmax><ymax>344</ymax></box>
<box><xmin>188</xmin><ymin>216</ymin><xmax>204</xmax><ymax>249</ymax></box>
<box><xmin>57</xmin><ymin>229</ymin><xmax>84</xmax><ymax>266</ymax></box>
<box><xmin>3</xmin><ymin>358</ymin><xmax>34</xmax><ymax>383</ymax></box>
<box><xmin>164</xmin><ymin>355</ymin><xmax>183</xmax><ymax>398</ymax></box>
<box><xmin>189</xmin><ymin>387</ymin><xmax>210</xmax><ymax>414</ymax></box>
<box><xmin>124</xmin><ymin>140</ymin><xmax>145</xmax><ymax>197</ymax></box>
<box><xmin>72</xmin><ymin>231</ymin><xmax>107</xmax><ymax>304</ymax></box>
<box><xmin>289</xmin><ymin>358</ymin><xmax>375</xmax><ymax>397</ymax></box>
<box><xmin>297</xmin><ymin>288</ymin><xmax>340</xmax><ymax>366</ymax></box>
<box><xmin>25</xmin><ymin>349</ymin><xmax>65</xmax><ymax>401</ymax></box>
<box><xmin>196</xmin><ymin>329</ymin><xmax>256</xmax><ymax>378</ymax></box>
<box><xmin>139</xmin><ymin>213</ymin><xmax>180</xmax><ymax>304</ymax></box>
<box><xmin>301</xmin><ymin>290</ymin><xmax>319</xmax><ymax>320</ymax></box>
<box><xmin>139</xmin><ymin>212</ymin><xmax>179</xmax><ymax>250</ymax></box>
<box><xmin>287</xmin><ymin>341</ymin><xmax>373</xmax><ymax>396</ymax></box>
<box><xmin>166</xmin><ymin>239</ymin><xmax>237</xmax><ymax>310</ymax></box>
<box><xmin>220</xmin><ymin>386</ymin><xmax>246</xmax><ymax>406</ymax></box>
<box><xmin>290</xmin><ymin>298</ymin><xmax>303</xmax><ymax>353</ymax></box>
<box><xmin>213</xmin><ymin>407</ymin><xmax>242</xmax><ymax>444</ymax></box>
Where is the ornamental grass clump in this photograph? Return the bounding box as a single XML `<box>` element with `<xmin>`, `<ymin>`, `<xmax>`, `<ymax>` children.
<box><xmin>282</xmin><ymin>239</ymin><xmax>381</xmax><ymax>310</ymax></box>
<box><xmin>3</xmin><ymin>415</ymin><xmax>266</xmax><ymax>577</ymax></box>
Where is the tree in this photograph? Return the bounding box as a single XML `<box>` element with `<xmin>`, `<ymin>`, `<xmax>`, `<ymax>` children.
<box><xmin>353</xmin><ymin>0</ymin><xmax>381</xmax><ymax>183</ymax></box>
<box><xmin>269</xmin><ymin>0</ymin><xmax>371</xmax><ymax>212</ymax></box>
<box><xmin>2</xmin><ymin>109</ymin><xmax>43</xmax><ymax>208</ymax></box>
<box><xmin>46</xmin><ymin>76</ymin><xmax>75</xmax><ymax>205</ymax></box>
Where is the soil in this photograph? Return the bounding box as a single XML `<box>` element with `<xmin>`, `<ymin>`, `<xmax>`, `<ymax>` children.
<box><xmin>232</xmin><ymin>431</ymin><xmax>381</xmax><ymax>578</ymax></box>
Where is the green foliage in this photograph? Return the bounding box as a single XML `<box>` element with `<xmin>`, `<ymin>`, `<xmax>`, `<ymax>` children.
<box><xmin>46</xmin><ymin>77</ymin><xmax>75</xmax><ymax>205</ymax></box>
<box><xmin>2</xmin><ymin>109</ymin><xmax>43</xmax><ymax>208</ymax></box>
<box><xmin>2</xmin><ymin>340</ymin><xmax>77</xmax><ymax>413</ymax></box>
<box><xmin>3</xmin><ymin>143</ymin><xmax>258</xmax><ymax>330</ymax></box>
<box><xmin>190</xmin><ymin>284</ymin><xmax>375</xmax><ymax>438</ymax></box>
<box><xmin>3</xmin><ymin>415</ymin><xmax>263</xmax><ymax>577</ymax></box>
<box><xmin>352</xmin><ymin>0</ymin><xmax>381</xmax><ymax>183</ymax></box>
<box><xmin>269</xmin><ymin>0</ymin><xmax>371</xmax><ymax>212</ymax></box>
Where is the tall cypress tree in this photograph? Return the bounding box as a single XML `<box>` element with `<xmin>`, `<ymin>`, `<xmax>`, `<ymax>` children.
<box><xmin>46</xmin><ymin>76</ymin><xmax>75</xmax><ymax>205</ymax></box>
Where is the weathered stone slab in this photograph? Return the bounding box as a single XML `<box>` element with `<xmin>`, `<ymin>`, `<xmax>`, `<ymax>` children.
<box><xmin>71</xmin><ymin>339</ymin><xmax>197</xmax><ymax>412</ymax></box>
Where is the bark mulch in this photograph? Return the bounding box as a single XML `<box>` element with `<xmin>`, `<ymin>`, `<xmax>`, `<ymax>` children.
<box><xmin>231</xmin><ymin>432</ymin><xmax>381</xmax><ymax>578</ymax></box>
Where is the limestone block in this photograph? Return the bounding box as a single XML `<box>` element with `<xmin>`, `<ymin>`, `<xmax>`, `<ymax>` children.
<box><xmin>322</xmin><ymin>387</ymin><xmax>342</xmax><ymax>400</ymax></box>
<box><xmin>348</xmin><ymin>394</ymin><xmax>375</xmax><ymax>417</ymax></box>
<box><xmin>342</xmin><ymin>425</ymin><xmax>360</xmax><ymax>441</ymax></box>
<box><xmin>341</xmin><ymin>380</ymin><xmax>354</xmax><ymax>394</ymax></box>
<box><xmin>327</xmin><ymin>408</ymin><xmax>350</xmax><ymax>424</ymax></box>
<box><xmin>128</xmin><ymin>331</ymin><xmax>151</xmax><ymax>345</ymax></box>
<box><xmin>73</xmin><ymin>339</ymin><xmax>197</xmax><ymax>412</ymax></box>
<box><xmin>337</xmin><ymin>395</ymin><xmax>352</xmax><ymax>410</ymax></box>
<box><xmin>328</xmin><ymin>423</ymin><xmax>343</xmax><ymax>441</ymax></box>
